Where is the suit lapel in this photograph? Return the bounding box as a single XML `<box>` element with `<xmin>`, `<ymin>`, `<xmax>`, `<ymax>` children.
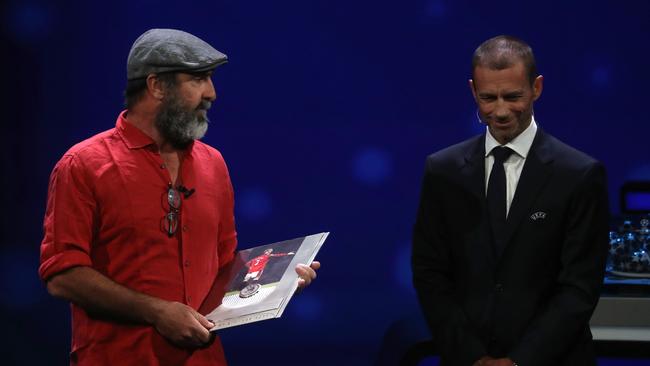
<box><xmin>461</xmin><ymin>135</ymin><xmax>486</xmax><ymax>201</ymax></box>
<box><xmin>495</xmin><ymin>129</ymin><xmax>554</xmax><ymax>259</ymax></box>
<box><xmin>461</xmin><ymin>135</ymin><xmax>497</xmax><ymax>265</ymax></box>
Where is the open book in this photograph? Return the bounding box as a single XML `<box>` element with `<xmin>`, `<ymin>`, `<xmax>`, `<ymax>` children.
<box><xmin>199</xmin><ymin>232</ymin><xmax>329</xmax><ymax>330</ymax></box>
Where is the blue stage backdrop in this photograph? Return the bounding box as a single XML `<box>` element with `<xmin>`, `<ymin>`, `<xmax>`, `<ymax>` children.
<box><xmin>2</xmin><ymin>0</ymin><xmax>649</xmax><ymax>365</ymax></box>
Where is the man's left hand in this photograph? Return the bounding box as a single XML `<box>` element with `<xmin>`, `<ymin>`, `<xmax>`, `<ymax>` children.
<box><xmin>295</xmin><ymin>261</ymin><xmax>320</xmax><ymax>290</ymax></box>
<box><xmin>483</xmin><ymin>358</ymin><xmax>515</xmax><ymax>366</ymax></box>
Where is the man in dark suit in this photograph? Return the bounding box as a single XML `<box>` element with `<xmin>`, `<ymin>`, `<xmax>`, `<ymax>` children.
<box><xmin>412</xmin><ymin>35</ymin><xmax>609</xmax><ymax>366</ymax></box>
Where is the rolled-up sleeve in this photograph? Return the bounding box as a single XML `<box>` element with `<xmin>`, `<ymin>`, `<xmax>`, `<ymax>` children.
<box><xmin>39</xmin><ymin>154</ymin><xmax>96</xmax><ymax>280</ymax></box>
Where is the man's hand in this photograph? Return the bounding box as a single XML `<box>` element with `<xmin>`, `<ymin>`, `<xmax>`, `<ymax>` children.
<box><xmin>473</xmin><ymin>356</ymin><xmax>494</xmax><ymax>366</ymax></box>
<box><xmin>46</xmin><ymin>267</ymin><xmax>216</xmax><ymax>349</ymax></box>
<box><xmin>295</xmin><ymin>261</ymin><xmax>320</xmax><ymax>289</ymax></box>
<box><xmin>483</xmin><ymin>358</ymin><xmax>515</xmax><ymax>366</ymax></box>
<box><xmin>152</xmin><ymin>301</ymin><xmax>215</xmax><ymax>348</ymax></box>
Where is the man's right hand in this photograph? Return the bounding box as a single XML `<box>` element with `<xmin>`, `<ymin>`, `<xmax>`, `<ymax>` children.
<box><xmin>46</xmin><ymin>267</ymin><xmax>216</xmax><ymax>350</ymax></box>
<box><xmin>474</xmin><ymin>357</ymin><xmax>516</xmax><ymax>366</ymax></box>
<box><xmin>152</xmin><ymin>301</ymin><xmax>215</xmax><ymax>348</ymax></box>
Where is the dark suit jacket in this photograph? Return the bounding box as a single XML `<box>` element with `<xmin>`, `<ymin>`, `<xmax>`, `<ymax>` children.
<box><xmin>412</xmin><ymin>129</ymin><xmax>609</xmax><ymax>366</ymax></box>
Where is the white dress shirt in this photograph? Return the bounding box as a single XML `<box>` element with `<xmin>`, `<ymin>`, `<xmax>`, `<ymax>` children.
<box><xmin>484</xmin><ymin>117</ymin><xmax>538</xmax><ymax>217</ymax></box>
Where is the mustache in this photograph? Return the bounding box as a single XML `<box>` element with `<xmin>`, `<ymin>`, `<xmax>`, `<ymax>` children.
<box><xmin>197</xmin><ymin>100</ymin><xmax>212</xmax><ymax>111</ymax></box>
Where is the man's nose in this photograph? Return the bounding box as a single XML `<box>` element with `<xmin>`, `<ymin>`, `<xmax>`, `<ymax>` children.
<box><xmin>203</xmin><ymin>78</ymin><xmax>217</xmax><ymax>102</ymax></box>
<box><xmin>494</xmin><ymin>100</ymin><xmax>509</xmax><ymax>119</ymax></box>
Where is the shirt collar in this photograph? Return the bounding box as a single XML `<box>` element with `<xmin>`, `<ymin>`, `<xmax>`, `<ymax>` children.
<box><xmin>485</xmin><ymin>116</ymin><xmax>538</xmax><ymax>159</ymax></box>
<box><xmin>116</xmin><ymin>110</ymin><xmax>156</xmax><ymax>149</ymax></box>
<box><xmin>116</xmin><ymin>110</ymin><xmax>198</xmax><ymax>156</ymax></box>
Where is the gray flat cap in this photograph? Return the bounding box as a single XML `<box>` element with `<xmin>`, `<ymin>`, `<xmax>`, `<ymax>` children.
<box><xmin>127</xmin><ymin>28</ymin><xmax>228</xmax><ymax>80</ymax></box>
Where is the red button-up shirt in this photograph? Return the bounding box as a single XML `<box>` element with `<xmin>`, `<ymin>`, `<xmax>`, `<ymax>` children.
<box><xmin>39</xmin><ymin>111</ymin><xmax>237</xmax><ymax>365</ymax></box>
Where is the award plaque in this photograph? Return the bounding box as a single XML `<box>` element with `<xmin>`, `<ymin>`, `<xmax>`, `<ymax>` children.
<box><xmin>199</xmin><ymin>232</ymin><xmax>328</xmax><ymax>330</ymax></box>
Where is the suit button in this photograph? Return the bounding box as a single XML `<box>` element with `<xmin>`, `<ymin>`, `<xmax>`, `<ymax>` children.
<box><xmin>495</xmin><ymin>283</ymin><xmax>504</xmax><ymax>292</ymax></box>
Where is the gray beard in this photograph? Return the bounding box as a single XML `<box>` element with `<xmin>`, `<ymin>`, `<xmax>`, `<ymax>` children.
<box><xmin>155</xmin><ymin>95</ymin><xmax>211</xmax><ymax>150</ymax></box>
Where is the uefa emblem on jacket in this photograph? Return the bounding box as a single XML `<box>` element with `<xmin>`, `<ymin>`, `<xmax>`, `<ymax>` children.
<box><xmin>530</xmin><ymin>211</ymin><xmax>547</xmax><ymax>221</ymax></box>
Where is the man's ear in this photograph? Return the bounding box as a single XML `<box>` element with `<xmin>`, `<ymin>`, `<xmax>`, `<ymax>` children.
<box><xmin>469</xmin><ymin>79</ymin><xmax>478</xmax><ymax>102</ymax></box>
<box><xmin>532</xmin><ymin>75</ymin><xmax>543</xmax><ymax>101</ymax></box>
<box><xmin>146</xmin><ymin>74</ymin><xmax>165</xmax><ymax>100</ymax></box>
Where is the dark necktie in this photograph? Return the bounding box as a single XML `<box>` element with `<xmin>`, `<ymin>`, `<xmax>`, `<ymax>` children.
<box><xmin>487</xmin><ymin>146</ymin><xmax>514</xmax><ymax>249</ymax></box>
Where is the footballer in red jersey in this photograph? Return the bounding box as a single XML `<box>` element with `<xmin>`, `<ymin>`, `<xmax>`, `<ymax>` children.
<box><xmin>244</xmin><ymin>248</ymin><xmax>295</xmax><ymax>282</ymax></box>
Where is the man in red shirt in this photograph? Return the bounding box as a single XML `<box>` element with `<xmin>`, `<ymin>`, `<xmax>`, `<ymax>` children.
<box><xmin>39</xmin><ymin>28</ymin><xmax>319</xmax><ymax>366</ymax></box>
